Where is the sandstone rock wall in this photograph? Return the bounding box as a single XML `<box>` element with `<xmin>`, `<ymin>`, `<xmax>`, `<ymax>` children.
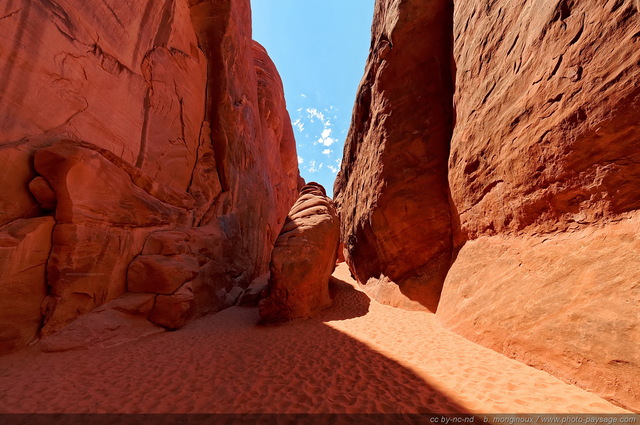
<box><xmin>447</xmin><ymin>0</ymin><xmax>640</xmax><ymax>241</ymax></box>
<box><xmin>438</xmin><ymin>0</ymin><xmax>640</xmax><ymax>410</ymax></box>
<box><xmin>0</xmin><ymin>0</ymin><xmax>299</xmax><ymax>352</ymax></box>
<box><xmin>334</xmin><ymin>0</ymin><xmax>455</xmax><ymax>312</ymax></box>
<box><xmin>336</xmin><ymin>0</ymin><xmax>639</xmax><ymax>411</ymax></box>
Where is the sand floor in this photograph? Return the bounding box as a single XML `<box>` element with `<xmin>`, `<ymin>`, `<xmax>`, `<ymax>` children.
<box><xmin>0</xmin><ymin>264</ymin><xmax>630</xmax><ymax>414</ymax></box>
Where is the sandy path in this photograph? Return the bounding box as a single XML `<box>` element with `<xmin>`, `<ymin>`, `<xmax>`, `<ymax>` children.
<box><xmin>0</xmin><ymin>264</ymin><xmax>629</xmax><ymax>414</ymax></box>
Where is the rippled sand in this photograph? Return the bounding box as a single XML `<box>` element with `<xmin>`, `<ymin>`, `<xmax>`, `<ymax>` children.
<box><xmin>0</xmin><ymin>264</ymin><xmax>629</xmax><ymax>414</ymax></box>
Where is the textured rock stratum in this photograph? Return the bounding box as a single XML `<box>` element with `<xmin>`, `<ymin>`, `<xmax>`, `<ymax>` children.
<box><xmin>0</xmin><ymin>0</ymin><xmax>299</xmax><ymax>352</ymax></box>
<box><xmin>337</xmin><ymin>0</ymin><xmax>639</xmax><ymax>411</ymax></box>
<box><xmin>334</xmin><ymin>0</ymin><xmax>454</xmax><ymax>312</ymax></box>
<box><xmin>260</xmin><ymin>183</ymin><xmax>340</xmax><ymax>323</ymax></box>
<box><xmin>439</xmin><ymin>0</ymin><xmax>640</xmax><ymax>411</ymax></box>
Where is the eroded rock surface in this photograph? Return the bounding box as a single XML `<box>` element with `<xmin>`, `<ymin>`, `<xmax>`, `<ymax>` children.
<box><xmin>334</xmin><ymin>0</ymin><xmax>455</xmax><ymax>312</ymax></box>
<box><xmin>334</xmin><ymin>0</ymin><xmax>639</xmax><ymax>411</ymax></box>
<box><xmin>335</xmin><ymin>0</ymin><xmax>639</xmax><ymax>411</ymax></box>
<box><xmin>437</xmin><ymin>0</ymin><xmax>640</xmax><ymax>410</ymax></box>
<box><xmin>260</xmin><ymin>183</ymin><xmax>340</xmax><ymax>323</ymax></box>
<box><xmin>437</xmin><ymin>216</ymin><xmax>640</xmax><ymax>410</ymax></box>
<box><xmin>0</xmin><ymin>0</ymin><xmax>299</xmax><ymax>350</ymax></box>
<box><xmin>0</xmin><ymin>217</ymin><xmax>55</xmax><ymax>354</ymax></box>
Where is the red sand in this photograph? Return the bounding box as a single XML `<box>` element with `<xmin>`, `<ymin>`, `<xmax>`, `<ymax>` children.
<box><xmin>0</xmin><ymin>264</ymin><xmax>629</xmax><ymax>414</ymax></box>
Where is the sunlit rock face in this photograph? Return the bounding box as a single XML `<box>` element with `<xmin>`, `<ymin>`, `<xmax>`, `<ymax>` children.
<box><xmin>0</xmin><ymin>0</ymin><xmax>299</xmax><ymax>352</ymax></box>
<box><xmin>259</xmin><ymin>183</ymin><xmax>340</xmax><ymax>323</ymax></box>
<box><xmin>336</xmin><ymin>0</ymin><xmax>640</xmax><ymax>411</ymax></box>
<box><xmin>334</xmin><ymin>0</ymin><xmax>455</xmax><ymax>313</ymax></box>
<box><xmin>438</xmin><ymin>0</ymin><xmax>640</xmax><ymax>410</ymax></box>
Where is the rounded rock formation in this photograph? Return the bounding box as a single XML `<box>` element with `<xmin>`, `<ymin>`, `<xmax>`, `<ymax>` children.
<box><xmin>259</xmin><ymin>183</ymin><xmax>340</xmax><ymax>323</ymax></box>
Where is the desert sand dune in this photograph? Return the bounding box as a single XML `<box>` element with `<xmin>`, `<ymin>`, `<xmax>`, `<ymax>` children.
<box><xmin>0</xmin><ymin>264</ymin><xmax>628</xmax><ymax>414</ymax></box>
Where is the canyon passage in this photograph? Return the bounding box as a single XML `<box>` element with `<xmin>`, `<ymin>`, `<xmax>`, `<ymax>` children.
<box><xmin>0</xmin><ymin>0</ymin><xmax>639</xmax><ymax>415</ymax></box>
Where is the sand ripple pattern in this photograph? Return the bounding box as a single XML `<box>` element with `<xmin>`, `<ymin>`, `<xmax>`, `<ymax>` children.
<box><xmin>0</xmin><ymin>264</ymin><xmax>629</xmax><ymax>414</ymax></box>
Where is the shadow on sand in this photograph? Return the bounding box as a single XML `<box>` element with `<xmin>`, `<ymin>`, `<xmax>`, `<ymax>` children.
<box><xmin>0</xmin><ymin>270</ymin><xmax>472</xmax><ymax>420</ymax></box>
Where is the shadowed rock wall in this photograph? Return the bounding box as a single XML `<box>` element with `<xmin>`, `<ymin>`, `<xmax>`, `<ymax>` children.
<box><xmin>334</xmin><ymin>0</ymin><xmax>455</xmax><ymax>312</ymax></box>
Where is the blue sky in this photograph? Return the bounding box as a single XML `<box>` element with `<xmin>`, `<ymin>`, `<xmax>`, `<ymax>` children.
<box><xmin>251</xmin><ymin>1</ymin><xmax>375</xmax><ymax>196</ymax></box>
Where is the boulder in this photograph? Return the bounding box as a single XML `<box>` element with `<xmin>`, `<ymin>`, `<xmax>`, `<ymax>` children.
<box><xmin>0</xmin><ymin>146</ymin><xmax>42</xmax><ymax>227</ymax></box>
<box><xmin>28</xmin><ymin>177</ymin><xmax>57</xmax><ymax>210</ymax></box>
<box><xmin>149</xmin><ymin>283</ymin><xmax>196</xmax><ymax>330</ymax></box>
<box><xmin>260</xmin><ymin>183</ymin><xmax>340</xmax><ymax>323</ymax></box>
<box><xmin>237</xmin><ymin>273</ymin><xmax>269</xmax><ymax>307</ymax></box>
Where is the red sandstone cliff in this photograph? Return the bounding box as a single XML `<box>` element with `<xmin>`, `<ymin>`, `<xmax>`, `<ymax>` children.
<box><xmin>0</xmin><ymin>0</ymin><xmax>299</xmax><ymax>352</ymax></box>
<box><xmin>334</xmin><ymin>0</ymin><xmax>455</xmax><ymax>312</ymax></box>
<box><xmin>336</xmin><ymin>0</ymin><xmax>639</xmax><ymax>411</ymax></box>
<box><xmin>439</xmin><ymin>0</ymin><xmax>640</xmax><ymax>410</ymax></box>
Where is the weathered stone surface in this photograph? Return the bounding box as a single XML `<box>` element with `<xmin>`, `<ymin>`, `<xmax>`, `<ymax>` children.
<box><xmin>448</xmin><ymin>0</ymin><xmax>640</xmax><ymax>242</ymax></box>
<box><xmin>98</xmin><ymin>293</ymin><xmax>157</xmax><ymax>317</ymax></box>
<box><xmin>149</xmin><ymin>283</ymin><xmax>195</xmax><ymax>330</ymax></box>
<box><xmin>188</xmin><ymin>1</ymin><xmax>300</xmax><ymax>285</ymax></box>
<box><xmin>0</xmin><ymin>146</ymin><xmax>42</xmax><ymax>226</ymax></box>
<box><xmin>332</xmin><ymin>0</ymin><xmax>639</xmax><ymax>412</ymax></box>
<box><xmin>28</xmin><ymin>177</ymin><xmax>57</xmax><ymax>210</ymax></box>
<box><xmin>128</xmin><ymin>254</ymin><xmax>199</xmax><ymax>295</ymax></box>
<box><xmin>33</xmin><ymin>141</ymin><xmax>193</xmax><ymax>334</ymax></box>
<box><xmin>34</xmin><ymin>142</ymin><xmax>192</xmax><ymax>226</ymax></box>
<box><xmin>0</xmin><ymin>217</ymin><xmax>55</xmax><ymax>354</ymax></box>
<box><xmin>0</xmin><ymin>0</ymin><xmax>298</xmax><ymax>352</ymax></box>
<box><xmin>260</xmin><ymin>183</ymin><xmax>340</xmax><ymax>323</ymax></box>
<box><xmin>334</xmin><ymin>0</ymin><xmax>454</xmax><ymax>312</ymax></box>
<box><xmin>437</xmin><ymin>215</ymin><xmax>640</xmax><ymax>410</ymax></box>
<box><xmin>436</xmin><ymin>0</ymin><xmax>640</xmax><ymax>411</ymax></box>
<box><xmin>237</xmin><ymin>273</ymin><xmax>268</xmax><ymax>307</ymax></box>
<box><xmin>0</xmin><ymin>0</ymin><xmax>207</xmax><ymax>185</ymax></box>
<box><xmin>133</xmin><ymin>226</ymin><xmax>231</xmax><ymax>317</ymax></box>
<box><xmin>336</xmin><ymin>242</ymin><xmax>345</xmax><ymax>264</ymax></box>
<box><xmin>253</xmin><ymin>41</ymin><xmax>300</xmax><ymax>210</ymax></box>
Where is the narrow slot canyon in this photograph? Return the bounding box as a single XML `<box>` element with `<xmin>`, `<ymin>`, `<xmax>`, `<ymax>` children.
<box><xmin>0</xmin><ymin>0</ymin><xmax>639</xmax><ymax>417</ymax></box>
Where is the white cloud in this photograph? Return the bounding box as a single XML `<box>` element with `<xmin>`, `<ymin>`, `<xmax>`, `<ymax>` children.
<box><xmin>319</xmin><ymin>136</ymin><xmax>336</xmax><ymax>146</ymax></box>
<box><xmin>292</xmin><ymin>118</ymin><xmax>305</xmax><ymax>133</ymax></box>
<box><xmin>298</xmin><ymin>156</ymin><xmax>304</xmax><ymax>164</ymax></box>
<box><xmin>300</xmin><ymin>93</ymin><xmax>307</xmax><ymax>98</ymax></box>
<box><xmin>308</xmin><ymin>160</ymin><xmax>318</xmax><ymax>173</ymax></box>
<box><xmin>306</xmin><ymin>108</ymin><xmax>325</xmax><ymax>122</ymax></box>
<box><xmin>328</xmin><ymin>165</ymin><xmax>339</xmax><ymax>174</ymax></box>
<box><xmin>317</xmin><ymin>124</ymin><xmax>336</xmax><ymax>146</ymax></box>
<box><xmin>322</xmin><ymin>149</ymin><xmax>332</xmax><ymax>155</ymax></box>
